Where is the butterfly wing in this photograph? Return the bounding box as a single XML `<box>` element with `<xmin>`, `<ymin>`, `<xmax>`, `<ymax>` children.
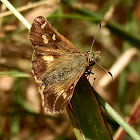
<box><xmin>30</xmin><ymin>16</ymin><xmax>80</xmax><ymax>54</ymax></box>
<box><xmin>30</xmin><ymin>16</ymin><xmax>88</xmax><ymax>114</ymax></box>
<box><xmin>41</xmin><ymin>53</ymin><xmax>88</xmax><ymax>113</ymax></box>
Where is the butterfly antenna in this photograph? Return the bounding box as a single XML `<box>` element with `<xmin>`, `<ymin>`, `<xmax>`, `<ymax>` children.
<box><xmin>88</xmin><ymin>23</ymin><xmax>102</xmax><ymax>62</ymax></box>
<box><xmin>93</xmin><ymin>59</ymin><xmax>113</xmax><ymax>80</ymax></box>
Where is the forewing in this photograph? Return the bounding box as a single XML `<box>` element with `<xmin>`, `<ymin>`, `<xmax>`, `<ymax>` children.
<box><xmin>30</xmin><ymin>16</ymin><xmax>80</xmax><ymax>55</ymax></box>
<box><xmin>30</xmin><ymin>16</ymin><xmax>80</xmax><ymax>81</ymax></box>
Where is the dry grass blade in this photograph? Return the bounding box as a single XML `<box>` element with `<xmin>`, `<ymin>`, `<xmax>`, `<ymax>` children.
<box><xmin>97</xmin><ymin>47</ymin><xmax>138</xmax><ymax>88</ymax></box>
<box><xmin>0</xmin><ymin>0</ymin><xmax>60</xmax><ymax>18</ymax></box>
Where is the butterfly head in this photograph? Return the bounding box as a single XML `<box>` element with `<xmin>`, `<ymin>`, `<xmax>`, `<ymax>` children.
<box><xmin>87</xmin><ymin>50</ymin><xmax>101</xmax><ymax>66</ymax></box>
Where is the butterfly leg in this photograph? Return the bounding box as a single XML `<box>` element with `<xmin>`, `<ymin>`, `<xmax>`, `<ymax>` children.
<box><xmin>85</xmin><ymin>69</ymin><xmax>94</xmax><ymax>80</ymax></box>
<box><xmin>85</xmin><ymin>70</ymin><xmax>96</xmax><ymax>86</ymax></box>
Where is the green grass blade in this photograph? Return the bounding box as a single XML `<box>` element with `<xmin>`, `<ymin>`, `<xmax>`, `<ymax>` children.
<box><xmin>67</xmin><ymin>77</ymin><xmax>112</xmax><ymax>140</ymax></box>
<box><xmin>0</xmin><ymin>71</ymin><xmax>30</xmax><ymax>77</ymax></box>
<box><xmin>95</xmin><ymin>91</ymin><xmax>140</xmax><ymax>140</ymax></box>
<box><xmin>1</xmin><ymin>0</ymin><xmax>31</xmax><ymax>30</ymax></box>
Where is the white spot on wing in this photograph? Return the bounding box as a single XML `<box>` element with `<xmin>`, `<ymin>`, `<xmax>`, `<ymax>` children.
<box><xmin>70</xmin><ymin>86</ymin><xmax>74</xmax><ymax>90</ymax></box>
<box><xmin>42</xmin><ymin>55</ymin><xmax>54</xmax><ymax>61</ymax></box>
<box><xmin>52</xmin><ymin>34</ymin><xmax>56</xmax><ymax>41</ymax></box>
<box><xmin>67</xmin><ymin>95</ymin><xmax>72</xmax><ymax>101</ymax></box>
<box><xmin>42</xmin><ymin>35</ymin><xmax>48</xmax><ymax>44</ymax></box>
<box><xmin>62</xmin><ymin>92</ymin><xmax>67</xmax><ymax>99</ymax></box>
<box><xmin>41</xmin><ymin>22</ymin><xmax>47</xmax><ymax>29</ymax></box>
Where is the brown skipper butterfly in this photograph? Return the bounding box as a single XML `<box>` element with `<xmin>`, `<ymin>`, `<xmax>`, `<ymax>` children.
<box><xmin>30</xmin><ymin>16</ymin><xmax>102</xmax><ymax>114</ymax></box>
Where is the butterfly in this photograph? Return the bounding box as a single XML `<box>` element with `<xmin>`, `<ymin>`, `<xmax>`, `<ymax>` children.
<box><xmin>30</xmin><ymin>16</ymin><xmax>101</xmax><ymax>114</ymax></box>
